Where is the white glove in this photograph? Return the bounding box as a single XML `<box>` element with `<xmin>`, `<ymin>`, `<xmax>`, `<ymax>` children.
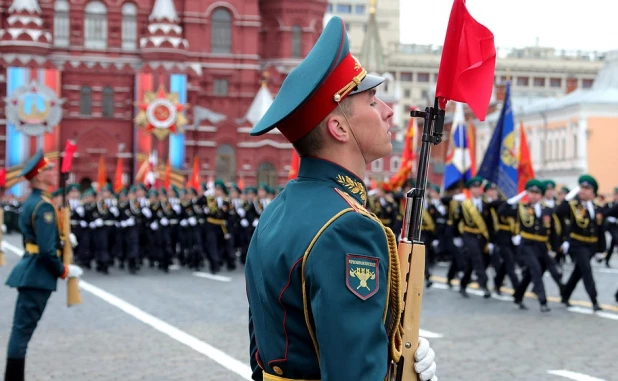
<box><xmin>453</xmin><ymin>237</ymin><xmax>463</xmax><ymax>247</ymax></box>
<box><xmin>69</xmin><ymin>233</ymin><xmax>78</xmax><ymax>248</ymax></box>
<box><xmin>115</xmin><ymin>221</ymin><xmax>120</xmax><ymax>228</ymax></box>
<box><xmin>414</xmin><ymin>337</ymin><xmax>437</xmax><ymax>381</ymax></box>
<box><xmin>507</xmin><ymin>190</ymin><xmax>527</xmax><ymax>205</ymax></box>
<box><xmin>160</xmin><ymin>217</ymin><xmax>169</xmax><ymax>226</ymax></box>
<box><xmin>452</xmin><ymin>193</ymin><xmax>466</xmax><ymax>202</ymax></box>
<box><xmin>436</xmin><ymin>205</ymin><xmax>446</xmax><ymax>215</ymax></box>
<box><xmin>1</xmin><ymin>224</ymin><xmax>6</xmax><ymax>233</ymax></box>
<box><xmin>180</xmin><ymin>219</ymin><xmax>188</xmax><ymax>227</ymax></box>
<box><xmin>67</xmin><ymin>264</ymin><xmax>83</xmax><ymax>278</ymax></box>
<box><xmin>172</xmin><ymin>204</ymin><xmax>181</xmax><ymax>214</ymax></box>
<box><xmin>120</xmin><ymin>220</ymin><xmax>127</xmax><ymax>228</ymax></box>
<box><xmin>110</xmin><ymin>206</ymin><xmax>119</xmax><ymax>217</ymax></box>
<box><xmin>561</xmin><ymin>241</ymin><xmax>570</xmax><ymax>254</ymax></box>
<box><xmin>76</xmin><ymin>206</ymin><xmax>85</xmax><ymax>217</ymax></box>
<box><xmin>548</xmin><ymin>251</ymin><xmax>557</xmax><ymax>258</ymax></box>
<box><xmin>252</xmin><ymin>219</ymin><xmax>259</xmax><ymax>227</ymax></box>
<box><xmin>595</xmin><ymin>252</ymin><xmax>606</xmax><ymax>261</ymax></box>
<box><xmin>431</xmin><ymin>240</ymin><xmax>439</xmax><ymax>249</ymax></box>
<box><xmin>95</xmin><ymin>218</ymin><xmax>104</xmax><ymax>227</ymax></box>
<box><xmin>237</xmin><ymin>207</ymin><xmax>246</xmax><ymax>218</ymax></box>
<box><xmin>607</xmin><ymin>216</ymin><xmax>617</xmax><ymax>223</ymax></box>
<box><xmin>142</xmin><ymin>208</ymin><xmax>152</xmax><ymax>218</ymax></box>
<box><xmin>203</xmin><ymin>206</ymin><xmax>210</xmax><ymax>215</ymax></box>
<box><xmin>188</xmin><ymin>216</ymin><xmax>197</xmax><ymax>226</ymax></box>
<box><xmin>487</xmin><ymin>243</ymin><xmax>495</xmax><ymax>254</ymax></box>
<box><xmin>240</xmin><ymin>219</ymin><xmax>249</xmax><ymax>228</ymax></box>
<box><xmin>511</xmin><ymin>235</ymin><xmax>521</xmax><ymax>246</ymax></box>
<box><xmin>224</xmin><ymin>233</ymin><xmax>232</xmax><ymax>240</ymax></box>
<box><xmin>150</xmin><ymin>221</ymin><xmax>159</xmax><ymax>230</ymax></box>
<box><xmin>125</xmin><ymin>217</ymin><xmax>135</xmax><ymax>226</ymax></box>
<box><xmin>566</xmin><ymin>186</ymin><xmax>581</xmax><ymax>201</ymax></box>
<box><xmin>79</xmin><ymin>220</ymin><xmax>88</xmax><ymax>228</ymax></box>
<box><xmin>89</xmin><ymin>221</ymin><xmax>97</xmax><ymax>229</ymax></box>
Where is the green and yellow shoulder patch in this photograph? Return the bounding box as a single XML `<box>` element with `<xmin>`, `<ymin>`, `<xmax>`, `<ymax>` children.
<box><xmin>346</xmin><ymin>254</ymin><xmax>379</xmax><ymax>300</ymax></box>
<box><xmin>43</xmin><ymin>212</ymin><xmax>54</xmax><ymax>224</ymax></box>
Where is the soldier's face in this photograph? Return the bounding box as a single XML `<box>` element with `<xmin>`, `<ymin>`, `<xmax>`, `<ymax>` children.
<box><xmin>486</xmin><ymin>189</ymin><xmax>498</xmax><ymax>199</ymax></box>
<box><xmin>231</xmin><ymin>190</ymin><xmax>239</xmax><ymax>198</ymax></box>
<box><xmin>346</xmin><ymin>89</ymin><xmax>394</xmax><ymax>163</ymax></box>
<box><xmin>470</xmin><ymin>185</ymin><xmax>482</xmax><ymax>198</ymax></box>
<box><xmin>528</xmin><ymin>190</ymin><xmax>542</xmax><ymax>204</ymax></box>
<box><xmin>545</xmin><ymin>189</ymin><xmax>555</xmax><ymax>199</ymax></box>
<box><xmin>258</xmin><ymin>189</ymin><xmax>266</xmax><ymax>198</ymax></box>
<box><xmin>578</xmin><ymin>186</ymin><xmax>594</xmax><ymax>201</ymax></box>
<box><xmin>37</xmin><ymin>166</ymin><xmax>54</xmax><ymax>187</ymax></box>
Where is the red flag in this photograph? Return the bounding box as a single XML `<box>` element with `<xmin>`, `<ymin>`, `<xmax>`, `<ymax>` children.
<box><xmin>288</xmin><ymin>150</ymin><xmax>300</xmax><ymax>180</ymax></box>
<box><xmin>97</xmin><ymin>155</ymin><xmax>106</xmax><ymax>191</ymax></box>
<box><xmin>61</xmin><ymin>140</ymin><xmax>77</xmax><ymax>173</ymax></box>
<box><xmin>517</xmin><ymin>123</ymin><xmax>535</xmax><ymax>193</ymax></box>
<box><xmin>238</xmin><ymin>177</ymin><xmax>245</xmax><ymax>191</ymax></box>
<box><xmin>435</xmin><ymin>0</ymin><xmax>496</xmax><ymax>120</ymax></box>
<box><xmin>189</xmin><ymin>156</ymin><xmax>200</xmax><ymax>189</ymax></box>
<box><xmin>113</xmin><ymin>157</ymin><xmax>123</xmax><ymax>192</ymax></box>
<box><xmin>0</xmin><ymin>168</ymin><xmax>6</xmax><ymax>187</ymax></box>
<box><xmin>163</xmin><ymin>158</ymin><xmax>171</xmax><ymax>189</ymax></box>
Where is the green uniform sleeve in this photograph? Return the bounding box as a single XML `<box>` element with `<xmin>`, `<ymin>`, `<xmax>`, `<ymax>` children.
<box><xmin>305</xmin><ymin>211</ymin><xmax>390</xmax><ymax>381</ymax></box>
<box><xmin>35</xmin><ymin>202</ymin><xmax>65</xmax><ymax>278</ymax></box>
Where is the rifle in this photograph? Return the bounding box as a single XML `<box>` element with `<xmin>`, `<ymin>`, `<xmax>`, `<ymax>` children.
<box><xmin>60</xmin><ymin>141</ymin><xmax>82</xmax><ymax>307</ymax></box>
<box><xmin>394</xmin><ymin>97</ymin><xmax>445</xmax><ymax>381</ymax></box>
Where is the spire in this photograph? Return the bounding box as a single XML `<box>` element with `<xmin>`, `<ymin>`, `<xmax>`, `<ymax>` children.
<box><xmin>359</xmin><ymin>0</ymin><xmax>385</xmax><ymax>73</ymax></box>
<box><xmin>246</xmin><ymin>81</ymin><xmax>274</xmax><ymax>127</ymax></box>
<box><xmin>141</xmin><ymin>0</ymin><xmax>188</xmax><ymax>53</ymax></box>
<box><xmin>8</xmin><ymin>0</ymin><xmax>41</xmax><ymax>14</ymax></box>
<box><xmin>1</xmin><ymin>0</ymin><xmax>50</xmax><ymax>48</ymax></box>
<box><xmin>149</xmin><ymin>0</ymin><xmax>179</xmax><ymax>22</ymax></box>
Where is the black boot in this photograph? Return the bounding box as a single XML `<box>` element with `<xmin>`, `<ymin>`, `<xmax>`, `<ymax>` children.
<box><xmin>5</xmin><ymin>358</ymin><xmax>25</xmax><ymax>381</ymax></box>
<box><xmin>540</xmin><ymin>303</ymin><xmax>551</xmax><ymax>313</ymax></box>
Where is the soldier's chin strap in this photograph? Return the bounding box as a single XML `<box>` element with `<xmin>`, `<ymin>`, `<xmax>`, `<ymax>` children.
<box><xmin>337</xmin><ymin>103</ymin><xmax>369</xmax><ymax>166</ymax></box>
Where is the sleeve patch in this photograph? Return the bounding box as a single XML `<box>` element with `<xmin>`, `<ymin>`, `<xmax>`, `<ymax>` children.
<box><xmin>346</xmin><ymin>254</ymin><xmax>379</xmax><ymax>300</ymax></box>
<box><xmin>43</xmin><ymin>212</ymin><xmax>54</xmax><ymax>224</ymax></box>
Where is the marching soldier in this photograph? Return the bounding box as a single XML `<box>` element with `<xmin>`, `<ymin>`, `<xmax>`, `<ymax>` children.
<box><xmin>4</xmin><ymin>149</ymin><xmax>83</xmax><ymax>381</ymax></box>
<box><xmin>421</xmin><ymin>184</ymin><xmax>443</xmax><ymax>288</ymax></box>
<box><xmin>485</xmin><ymin>182</ymin><xmax>520</xmax><ymax>293</ymax></box>
<box><xmin>90</xmin><ymin>188</ymin><xmax>113</xmax><ymax>274</ymax></box>
<box><xmin>557</xmin><ymin>175</ymin><xmax>608</xmax><ymax>311</ymax></box>
<box><xmin>601</xmin><ymin>187</ymin><xmax>618</xmax><ymax>267</ymax></box>
<box><xmin>454</xmin><ymin>176</ymin><xmax>494</xmax><ymax>298</ymax></box>
<box><xmin>245</xmin><ymin>17</ymin><xmax>437</xmax><ymax>381</ymax></box>
<box><xmin>498</xmin><ymin>180</ymin><xmax>562</xmax><ymax>312</ymax></box>
<box><xmin>205</xmin><ymin>180</ymin><xmax>235</xmax><ymax>272</ymax></box>
<box><xmin>121</xmin><ymin>187</ymin><xmax>140</xmax><ymax>274</ymax></box>
<box><xmin>157</xmin><ymin>188</ymin><xmax>175</xmax><ymax>272</ymax></box>
<box><xmin>369</xmin><ymin>183</ymin><xmax>397</xmax><ymax>231</ymax></box>
<box><xmin>240</xmin><ymin>187</ymin><xmax>260</xmax><ymax>264</ymax></box>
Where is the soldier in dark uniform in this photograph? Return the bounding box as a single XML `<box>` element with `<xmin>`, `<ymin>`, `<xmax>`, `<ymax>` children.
<box><xmin>168</xmin><ymin>185</ymin><xmax>182</xmax><ymax>260</ymax></box>
<box><xmin>454</xmin><ymin>176</ymin><xmax>494</xmax><ymax>298</ymax></box>
<box><xmin>421</xmin><ymin>184</ymin><xmax>442</xmax><ymax>288</ymax></box>
<box><xmin>393</xmin><ymin>178</ymin><xmax>415</xmax><ymax>241</ymax></box>
<box><xmin>485</xmin><ymin>182</ymin><xmax>520</xmax><ymax>293</ymax></box>
<box><xmin>228</xmin><ymin>183</ymin><xmax>244</xmax><ymax>260</ymax></box>
<box><xmin>498</xmin><ymin>180</ymin><xmax>561</xmax><ymax>312</ymax></box>
<box><xmin>4</xmin><ymin>149</ymin><xmax>83</xmax><ymax>381</ymax></box>
<box><xmin>245</xmin><ymin>18</ymin><xmax>437</xmax><ymax>381</ymax></box>
<box><xmin>557</xmin><ymin>175</ymin><xmax>611</xmax><ymax>311</ymax></box>
<box><xmin>442</xmin><ymin>185</ymin><xmax>466</xmax><ymax>288</ymax></box>
<box><xmin>601</xmin><ymin>187</ymin><xmax>618</xmax><ymax>267</ymax></box>
<box><xmin>157</xmin><ymin>188</ymin><xmax>174</xmax><ymax>272</ymax></box>
<box><xmin>120</xmin><ymin>187</ymin><xmax>140</xmax><ymax>274</ymax></box>
<box><xmin>205</xmin><ymin>180</ymin><xmax>235</xmax><ymax>272</ymax></box>
<box><xmin>240</xmin><ymin>187</ymin><xmax>260</xmax><ymax>264</ymax></box>
<box><xmin>144</xmin><ymin>189</ymin><xmax>163</xmax><ymax>269</ymax></box>
<box><xmin>91</xmin><ymin>186</ymin><xmax>114</xmax><ymax>274</ymax></box>
<box><xmin>79</xmin><ymin>188</ymin><xmax>96</xmax><ymax>269</ymax></box>
<box><xmin>369</xmin><ymin>183</ymin><xmax>397</xmax><ymax>231</ymax></box>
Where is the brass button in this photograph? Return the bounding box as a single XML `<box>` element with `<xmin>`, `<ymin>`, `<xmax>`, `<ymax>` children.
<box><xmin>273</xmin><ymin>366</ymin><xmax>283</xmax><ymax>375</ymax></box>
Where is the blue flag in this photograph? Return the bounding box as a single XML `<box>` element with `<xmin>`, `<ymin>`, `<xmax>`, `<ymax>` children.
<box><xmin>477</xmin><ymin>82</ymin><xmax>518</xmax><ymax>197</ymax></box>
<box><xmin>443</xmin><ymin>102</ymin><xmax>473</xmax><ymax>190</ymax></box>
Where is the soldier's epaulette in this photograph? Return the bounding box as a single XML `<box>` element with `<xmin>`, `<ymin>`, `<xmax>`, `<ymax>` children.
<box><xmin>334</xmin><ymin>188</ymin><xmax>364</xmax><ymax>213</ymax></box>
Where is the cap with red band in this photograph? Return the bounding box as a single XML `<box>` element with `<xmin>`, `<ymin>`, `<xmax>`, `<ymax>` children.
<box><xmin>19</xmin><ymin>149</ymin><xmax>53</xmax><ymax>180</ymax></box>
<box><xmin>250</xmin><ymin>16</ymin><xmax>385</xmax><ymax>143</ymax></box>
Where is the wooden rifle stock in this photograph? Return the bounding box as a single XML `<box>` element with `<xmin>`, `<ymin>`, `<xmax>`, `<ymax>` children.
<box><xmin>393</xmin><ymin>98</ymin><xmax>445</xmax><ymax>381</ymax></box>
<box><xmin>62</xmin><ymin>207</ymin><xmax>82</xmax><ymax>306</ymax></box>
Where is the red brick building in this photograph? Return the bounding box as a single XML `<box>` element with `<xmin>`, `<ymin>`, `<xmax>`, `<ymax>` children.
<box><xmin>0</xmin><ymin>0</ymin><xmax>327</xmax><ymax>193</ymax></box>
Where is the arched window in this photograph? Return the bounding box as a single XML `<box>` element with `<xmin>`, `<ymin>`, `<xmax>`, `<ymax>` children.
<box><xmin>257</xmin><ymin>162</ymin><xmax>277</xmax><ymax>189</ymax></box>
<box><xmin>84</xmin><ymin>1</ymin><xmax>107</xmax><ymax>49</ymax></box>
<box><xmin>211</xmin><ymin>8</ymin><xmax>231</xmax><ymax>53</ymax></box>
<box><xmin>80</xmin><ymin>86</ymin><xmax>92</xmax><ymax>115</ymax></box>
<box><xmin>215</xmin><ymin>144</ymin><xmax>236</xmax><ymax>183</ymax></box>
<box><xmin>54</xmin><ymin>0</ymin><xmax>70</xmax><ymax>47</ymax></box>
<box><xmin>121</xmin><ymin>3</ymin><xmax>137</xmax><ymax>50</ymax></box>
<box><xmin>291</xmin><ymin>25</ymin><xmax>302</xmax><ymax>58</ymax></box>
<box><xmin>102</xmin><ymin>86</ymin><xmax>114</xmax><ymax>118</ymax></box>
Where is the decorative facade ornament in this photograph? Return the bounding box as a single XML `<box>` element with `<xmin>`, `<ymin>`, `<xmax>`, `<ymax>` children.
<box><xmin>4</xmin><ymin>80</ymin><xmax>63</xmax><ymax>136</ymax></box>
<box><xmin>134</xmin><ymin>84</ymin><xmax>188</xmax><ymax>140</ymax></box>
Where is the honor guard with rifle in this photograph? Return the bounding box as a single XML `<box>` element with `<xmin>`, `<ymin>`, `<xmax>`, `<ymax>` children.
<box><xmin>244</xmin><ymin>17</ymin><xmax>437</xmax><ymax>381</ymax></box>
<box><xmin>4</xmin><ymin>149</ymin><xmax>83</xmax><ymax>381</ymax></box>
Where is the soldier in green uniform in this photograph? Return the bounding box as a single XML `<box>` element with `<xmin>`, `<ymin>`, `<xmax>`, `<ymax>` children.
<box><xmin>245</xmin><ymin>17</ymin><xmax>437</xmax><ymax>381</ymax></box>
<box><xmin>4</xmin><ymin>149</ymin><xmax>83</xmax><ymax>381</ymax></box>
<box><xmin>557</xmin><ymin>175</ymin><xmax>607</xmax><ymax>311</ymax></box>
